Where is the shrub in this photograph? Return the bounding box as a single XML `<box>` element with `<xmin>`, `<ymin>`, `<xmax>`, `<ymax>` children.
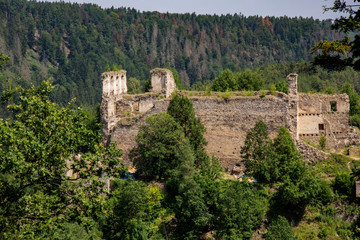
<box><xmin>260</xmin><ymin>91</ymin><xmax>266</xmax><ymax>98</ymax></box>
<box><xmin>333</xmin><ymin>172</ymin><xmax>354</xmax><ymax>197</ymax></box>
<box><xmin>218</xmin><ymin>89</ymin><xmax>233</xmax><ymax>100</ymax></box>
<box><xmin>264</xmin><ymin>216</ymin><xmax>296</xmax><ymax>240</ymax></box>
<box><xmin>319</xmin><ymin>135</ymin><xmax>326</xmax><ymax>150</ymax></box>
<box><xmin>270</xmin><ymin>84</ymin><xmax>276</xmax><ymax>95</ymax></box>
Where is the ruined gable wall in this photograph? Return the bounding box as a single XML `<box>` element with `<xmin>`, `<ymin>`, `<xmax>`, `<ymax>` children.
<box><xmin>298</xmin><ymin>93</ymin><xmax>351</xmax><ymax>148</ymax></box>
<box><xmin>110</xmin><ymin>93</ymin><xmax>289</xmax><ymax>170</ymax></box>
<box><xmin>150</xmin><ymin>68</ymin><xmax>177</xmax><ymax>98</ymax></box>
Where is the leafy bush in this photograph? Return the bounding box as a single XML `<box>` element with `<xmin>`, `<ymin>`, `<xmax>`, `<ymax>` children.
<box><xmin>236</xmin><ymin>69</ymin><xmax>264</xmax><ymax>91</ymax></box>
<box><xmin>275</xmin><ymin>81</ymin><xmax>288</xmax><ymax>94</ymax></box>
<box><xmin>333</xmin><ymin>172</ymin><xmax>354</xmax><ymax>197</ymax></box>
<box><xmin>270</xmin><ymin>84</ymin><xmax>276</xmax><ymax>95</ymax></box>
<box><xmin>130</xmin><ymin>113</ymin><xmax>190</xmax><ymax>180</ymax></box>
<box><xmin>102</xmin><ymin>180</ymin><xmax>165</xmax><ymax>240</ymax></box>
<box><xmin>212</xmin><ymin>69</ymin><xmax>236</xmax><ymax>92</ymax></box>
<box><xmin>351</xmin><ymin>114</ymin><xmax>360</xmax><ymax>128</ymax></box>
<box><xmin>215</xmin><ymin>181</ymin><xmax>266</xmax><ymax>239</ymax></box>
<box><xmin>264</xmin><ymin>216</ymin><xmax>296</xmax><ymax>240</ymax></box>
<box><xmin>218</xmin><ymin>89</ymin><xmax>233</xmax><ymax>100</ymax></box>
<box><xmin>319</xmin><ymin>135</ymin><xmax>326</xmax><ymax>150</ymax></box>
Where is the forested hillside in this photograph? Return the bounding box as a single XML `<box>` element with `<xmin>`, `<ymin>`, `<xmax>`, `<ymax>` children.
<box><xmin>0</xmin><ymin>0</ymin><xmax>341</xmax><ymax>105</ymax></box>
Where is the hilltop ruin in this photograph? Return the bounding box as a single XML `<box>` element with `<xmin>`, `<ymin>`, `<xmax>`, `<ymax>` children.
<box><xmin>100</xmin><ymin>69</ymin><xmax>359</xmax><ymax>170</ymax></box>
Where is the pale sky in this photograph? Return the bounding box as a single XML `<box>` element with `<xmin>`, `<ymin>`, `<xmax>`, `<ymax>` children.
<box><xmin>42</xmin><ymin>0</ymin><xmax>350</xmax><ymax>20</ymax></box>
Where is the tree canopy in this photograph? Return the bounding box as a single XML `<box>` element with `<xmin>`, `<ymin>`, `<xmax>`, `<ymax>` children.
<box><xmin>0</xmin><ymin>80</ymin><xmax>124</xmax><ymax>238</ymax></box>
<box><xmin>311</xmin><ymin>0</ymin><xmax>360</xmax><ymax>71</ymax></box>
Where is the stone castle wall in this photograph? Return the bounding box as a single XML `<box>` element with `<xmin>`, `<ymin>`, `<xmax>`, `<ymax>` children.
<box><xmin>298</xmin><ymin>93</ymin><xmax>352</xmax><ymax>148</ymax></box>
<box><xmin>100</xmin><ymin>69</ymin><xmax>357</xmax><ymax>171</ymax></box>
<box><xmin>109</xmin><ymin>92</ymin><xmax>289</xmax><ymax>170</ymax></box>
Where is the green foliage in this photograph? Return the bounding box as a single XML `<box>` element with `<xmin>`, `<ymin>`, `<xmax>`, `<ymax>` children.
<box><xmin>0</xmin><ymin>1</ymin><xmax>343</xmax><ymax>108</ymax></box>
<box><xmin>212</xmin><ymin>69</ymin><xmax>236</xmax><ymax>92</ymax></box>
<box><xmin>144</xmin><ymin>78</ymin><xmax>151</xmax><ymax>92</ymax></box>
<box><xmin>273</xmin><ymin>126</ymin><xmax>306</xmax><ymax>182</ymax></box>
<box><xmin>333</xmin><ymin>172</ymin><xmax>354</xmax><ymax>197</ymax></box>
<box><xmin>241</xmin><ymin>120</ymin><xmax>279</xmax><ymax>183</ymax></box>
<box><xmin>111</xmin><ymin>64</ymin><xmax>123</xmax><ymax>71</ymax></box>
<box><xmin>204</xmin><ymin>86</ymin><xmax>212</xmax><ymax>96</ymax></box>
<box><xmin>270</xmin><ymin>84</ymin><xmax>276</xmax><ymax>95</ymax></box>
<box><xmin>218</xmin><ymin>89</ymin><xmax>233</xmax><ymax>100</ymax></box>
<box><xmin>127</xmin><ymin>77</ymin><xmax>143</xmax><ymax>94</ymax></box>
<box><xmin>80</xmin><ymin>104</ymin><xmax>101</xmax><ymax>133</ymax></box>
<box><xmin>310</xmin><ymin>38</ymin><xmax>353</xmax><ymax>71</ymax></box>
<box><xmin>264</xmin><ymin>216</ymin><xmax>296</xmax><ymax>240</ymax></box>
<box><xmin>242</xmin><ymin>122</ymin><xmax>305</xmax><ymax>183</ymax></box>
<box><xmin>236</xmin><ymin>69</ymin><xmax>264</xmax><ymax>91</ymax></box>
<box><xmin>0</xmin><ymin>81</ymin><xmax>124</xmax><ymax>238</ymax></box>
<box><xmin>351</xmin><ymin>114</ymin><xmax>360</xmax><ymax>127</ymax></box>
<box><xmin>215</xmin><ymin>181</ymin><xmax>267</xmax><ymax>239</ymax></box>
<box><xmin>271</xmin><ymin>172</ymin><xmax>333</xmax><ymax>218</ymax></box>
<box><xmin>102</xmin><ymin>179</ymin><xmax>165</xmax><ymax>240</ymax></box>
<box><xmin>311</xmin><ymin>0</ymin><xmax>360</xmax><ymax>71</ymax></box>
<box><xmin>167</xmin><ymin>94</ymin><xmax>207</xmax><ymax>165</ymax></box>
<box><xmin>172</xmin><ymin>173</ymin><xmax>212</xmax><ymax>238</ymax></box>
<box><xmin>168</xmin><ymin>67</ymin><xmax>182</xmax><ymax>89</ymax></box>
<box><xmin>319</xmin><ymin>135</ymin><xmax>326</xmax><ymax>150</ymax></box>
<box><xmin>130</xmin><ymin>113</ymin><xmax>189</xmax><ymax>180</ymax></box>
<box><xmin>312</xmin><ymin>154</ymin><xmax>351</xmax><ymax>179</ymax></box>
<box><xmin>275</xmin><ymin>81</ymin><xmax>288</xmax><ymax>94</ymax></box>
<box><xmin>324</xmin><ymin>86</ymin><xmax>336</xmax><ymax>94</ymax></box>
<box><xmin>53</xmin><ymin>220</ymin><xmax>103</xmax><ymax>240</ymax></box>
<box><xmin>341</xmin><ymin>83</ymin><xmax>360</xmax><ymax>116</ymax></box>
<box><xmin>212</xmin><ymin>69</ymin><xmax>265</xmax><ymax>92</ymax></box>
<box><xmin>0</xmin><ymin>53</ymin><xmax>9</xmax><ymax>70</ymax></box>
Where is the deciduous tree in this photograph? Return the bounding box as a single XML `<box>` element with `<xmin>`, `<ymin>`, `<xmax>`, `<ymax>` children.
<box><xmin>0</xmin><ymin>81</ymin><xmax>124</xmax><ymax>238</ymax></box>
<box><xmin>130</xmin><ymin>112</ymin><xmax>190</xmax><ymax>180</ymax></box>
<box><xmin>311</xmin><ymin>0</ymin><xmax>360</xmax><ymax>71</ymax></box>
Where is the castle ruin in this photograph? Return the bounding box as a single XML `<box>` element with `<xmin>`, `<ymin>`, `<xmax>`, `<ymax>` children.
<box><xmin>100</xmin><ymin>69</ymin><xmax>358</xmax><ymax>170</ymax></box>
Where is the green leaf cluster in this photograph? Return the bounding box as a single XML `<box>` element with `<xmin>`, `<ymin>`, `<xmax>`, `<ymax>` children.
<box><xmin>0</xmin><ymin>80</ymin><xmax>124</xmax><ymax>238</ymax></box>
<box><xmin>212</xmin><ymin>69</ymin><xmax>264</xmax><ymax>92</ymax></box>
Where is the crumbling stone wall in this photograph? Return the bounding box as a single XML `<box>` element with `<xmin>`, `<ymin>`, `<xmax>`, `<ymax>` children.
<box><xmin>102</xmin><ymin>70</ymin><xmax>127</xmax><ymax>97</ymax></box>
<box><xmin>109</xmin><ymin>93</ymin><xmax>289</xmax><ymax>171</ymax></box>
<box><xmin>298</xmin><ymin>93</ymin><xmax>352</xmax><ymax>148</ymax></box>
<box><xmin>286</xmin><ymin>73</ymin><xmax>299</xmax><ymax>140</ymax></box>
<box><xmin>100</xmin><ymin>70</ymin><xmax>127</xmax><ymax>137</ymax></box>
<box><xmin>100</xmin><ymin>69</ymin><xmax>358</xmax><ymax>172</ymax></box>
<box><xmin>150</xmin><ymin>68</ymin><xmax>177</xmax><ymax>98</ymax></box>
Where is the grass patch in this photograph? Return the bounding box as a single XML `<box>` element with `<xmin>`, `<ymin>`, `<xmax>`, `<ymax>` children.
<box><xmin>218</xmin><ymin>90</ymin><xmax>233</xmax><ymax>100</ymax></box>
<box><xmin>293</xmin><ymin>204</ymin><xmax>354</xmax><ymax>240</ymax></box>
<box><xmin>311</xmin><ymin>154</ymin><xmax>351</xmax><ymax>180</ymax></box>
<box><xmin>241</xmin><ymin>90</ymin><xmax>253</xmax><ymax>96</ymax></box>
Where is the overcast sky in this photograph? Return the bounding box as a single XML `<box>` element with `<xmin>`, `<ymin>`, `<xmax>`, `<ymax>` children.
<box><xmin>42</xmin><ymin>0</ymin><xmax>349</xmax><ymax>20</ymax></box>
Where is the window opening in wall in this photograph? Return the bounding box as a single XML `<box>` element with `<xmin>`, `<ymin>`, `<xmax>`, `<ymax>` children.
<box><xmin>319</xmin><ymin>124</ymin><xmax>325</xmax><ymax>131</ymax></box>
<box><xmin>330</xmin><ymin>101</ymin><xmax>337</xmax><ymax>112</ymax></box>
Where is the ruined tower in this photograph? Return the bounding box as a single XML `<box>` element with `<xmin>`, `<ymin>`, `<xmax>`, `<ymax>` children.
<box><xmin>100</xmin><ymin>70</ymin><xmax>127</xmax><ymax>136</ymax></box>
<box><xmin>149</xmin><ymin>68</ymin><xmax>177</xmax><ymax>98</ymax></box>
<box><xmin>287</xmin><ymin>73</ymin><xmax>299</xmax><ymax>140</ymax></box>
<box><xmin>102</xmin><ymin>70</ymin><xmax>127</xmax><ymax>97</ymax></box>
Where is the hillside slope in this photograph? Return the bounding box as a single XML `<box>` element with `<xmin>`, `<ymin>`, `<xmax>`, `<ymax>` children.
<box><xmin>0</xmin><ymin>0</ymin><xmax>341</xmax><ymax>105</ymax></box>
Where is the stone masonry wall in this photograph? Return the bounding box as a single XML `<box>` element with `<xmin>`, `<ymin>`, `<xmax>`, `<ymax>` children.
<box><xmin>110</xmin><ymin>93</ymin><xmax>289</xmax><ymax>171</ymax></box>
<box><xmin>298</xmin><ymin>93</ymin><xmax>352</xmax><ymax>148</ymax></box>
<box><xmin>150</xmin><ymin>68</ymin><xmax>177</xmax><ymax>98</ymax></box>
<box><xmin>100</xmin><ymin>69</ymin><xmax>357</xmax><ymax>173</ymax></box>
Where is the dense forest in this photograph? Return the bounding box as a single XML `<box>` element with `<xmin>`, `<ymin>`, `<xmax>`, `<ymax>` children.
<box><xmin>0</xmin><ymin>0</ymin><xmax>343</xmax><ymax>106</ymax></box>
